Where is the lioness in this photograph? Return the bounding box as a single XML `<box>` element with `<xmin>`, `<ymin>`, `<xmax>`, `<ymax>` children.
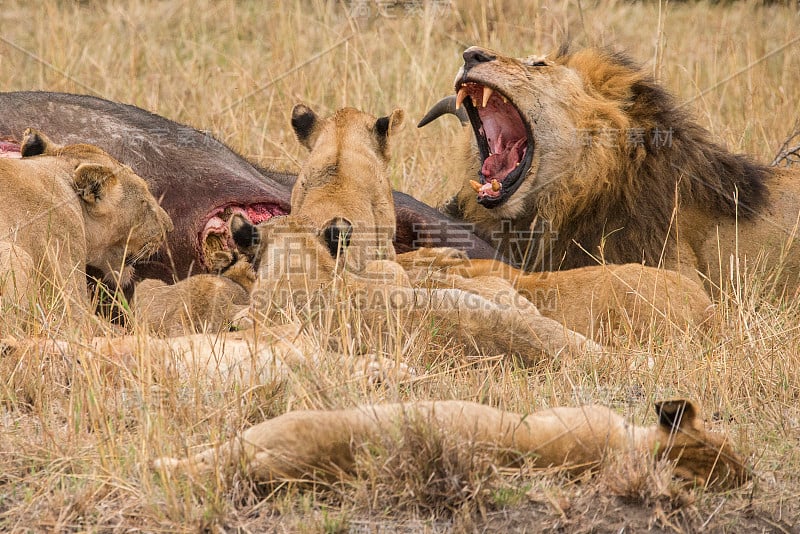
<box><xmin>290</xmin><ymin>104</ymin><xmax>400</xmax><ymax>271</ymax></box>
<box><xmin>0</xmin><ymin>129</ymin><xmax>172</xmax><ymax>330</ymax></box>
<box><xmin>451</xmin><ymin>259</ymin><xmax>713</xmax><ymax>340</ymax></box>
<box><xmin>421</xmin><ymin>46</ymin><xmax>800</xmax><ymax>293</ymax></box>
<box><xmin>133</xmin><ymin>252</ymin><xmax>255</xmax><ymax>336</ymax></box>
<box><xmin>153</xmin><ymin>398</ymin><xmax>748</xmax><ymax>490</ymax></box>
<box><xmin>233</xmin><ymin>104</ymin><xmax>597</xmax><ymax>361</ymax></box>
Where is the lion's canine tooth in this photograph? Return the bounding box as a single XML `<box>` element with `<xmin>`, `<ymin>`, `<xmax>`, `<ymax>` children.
<box><xmin>456</xmin><ymin>88</ymin><xmax>468</xmax><ymax>110</ymax></box>
<box><xmin>491</xmin><ymin>179</ymin><xmax>501</xmax><ymax>192</ymax></box>
<box><xmin>470</xmin><ymin>179</ymin><xmax>482</xmax><ymax>192</ymax></box>
<box><xmin>502</xmin><ymin>95</ymin><xmax>508</xmax><ymax>104</ymax></box>
<box><xmin>482</xmin><ymin>86</ymin><xmax>494</xmax><ymax>108</ymax></box>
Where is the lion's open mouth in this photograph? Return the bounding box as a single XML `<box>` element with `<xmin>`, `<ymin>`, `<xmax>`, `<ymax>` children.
<box><xmin>200</xmin><ymin>203</ymin><xmax>287</xmax><ymax>268</ymax></box>
<box><xmin>456</xmin><ymin>82</ymin><xmax>533</xmax><ymax>208</ymax></box>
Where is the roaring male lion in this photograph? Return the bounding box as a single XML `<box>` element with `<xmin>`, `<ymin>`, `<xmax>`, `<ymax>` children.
<box><xmin>0</xmin><ymin>129</ymin><xmax>173</xmax><ymax>329</ymax></box>
<box><xmin>421</xmin><ymin>46</ymin><xmax>800</xmax><ymax>292</ymax></box>
<box><xmin>153</xmin><ymin>398</ymin><xmax>748</xmax><ymax>490</ymax></box>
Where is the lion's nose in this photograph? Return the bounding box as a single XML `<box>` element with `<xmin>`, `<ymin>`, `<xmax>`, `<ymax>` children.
<box><xmin>463</xmin><ymin>47</ymin><xmax>496</xmax><ymax>71</ymax></box>
<box><xmin>322</xmin><ymin>217</ymin><xmax>353</xmax><ymax>258</ymax></box>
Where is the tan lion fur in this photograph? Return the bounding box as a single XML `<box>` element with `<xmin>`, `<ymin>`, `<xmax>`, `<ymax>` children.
<box><xmin>0</xmin><ymin>129</ymin><xmax>172</xmax><ymax>331</ymax></box>
<box><xmin>451</xmin><ymin>259</ymin><xmax>714</xmax><ymax>341</ymax></box>
<box><xmin>237</xmin><ymin>214</ymin><xmax>597</xmax><ymax>362</ymax></box>
<box><xmin>233</xmin><ymin>105</ymin><xmax>599</xmax><ymax>362</ymax></box>
<box><xmin>153</xmin><ymin>398</ymin><xmax>748</xmax><ymax>490</ymax></box>
<box><xmin>439</xmin><ymin>46</ymin><xmax>800</xmax><ymax>293</ymax></box>
<box><xmin>133</xmin><ymin>252</ymin><xmax>255</xmax><ymax>336</ymax></box>
<box><xmin>290</xmin><ymin>104</ymin><xmax>401</xmax><ymax>271</ymax></box>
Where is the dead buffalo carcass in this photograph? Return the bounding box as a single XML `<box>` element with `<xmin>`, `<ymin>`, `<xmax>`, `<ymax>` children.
<box><xmin>0</xmin><ymin>91</ymin><xmax>497</xmax><ymax>283</ymax></box>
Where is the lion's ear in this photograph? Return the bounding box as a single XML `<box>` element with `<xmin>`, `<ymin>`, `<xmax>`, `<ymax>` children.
<box><xmin>291</xmin><ymin>104</ymin><xmax>320</xmax><ymax>150</ymax></box>
<box><xmin>208</xmin><ymin>250</ymin><xmax>236</xmax><ymax>273</ymax></box>
<box><xmin>654</xmin><ymin>399</ymin><xmax>699</xmax><ymax>433</ymax></box>
<box><xmin>20</xmin><ymin>128</ymin><xmax>62</xmax><ymax>157</ymax></box>
<box><xmin>230</xmin><ymin>214</ymin><xmax>261</xmax><ymax>251</ymax></box>
<box><xmin>374</xmin><ymin>109</ymin><xmax>404</xmax><ymax>156</ymax></box>
<box><xmin>73</xmin><ymin>163</ymin><xmax>118</xmax><ymax>207</ymax></box>
<box><xmin>321</xmin><ymin>217</ymin><xmax>353</xmax><ymax>258</ymax></box>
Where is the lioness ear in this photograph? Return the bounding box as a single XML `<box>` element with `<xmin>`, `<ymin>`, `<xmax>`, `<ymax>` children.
<box><xmin>374</xmin><ymin>109</ymin><xmax>404</xmax><ymax>156</ymax></box>
<box><xmin>654</xmin><ymin>399</ymin><xmax>699</xmax><ymax>432</ymax></box>
<box><xmin>322</xmin><ymin>217</ymin><xmax>353</xmax><ymax>258</ymax></box>
<box><xmin>291</xmin><ymin>104</ymin><xmax>320</xmax><ymax>150</ymax></box>
<box><xmin>73</xmin><ymin>163</ymin><xmax>118</xmax><ymax>206</ymax></box>
<box><xmin>230</xmin><ymin>214</ymin><xmax>261</xmax><ymax>251</ymax></box>
<box><xmin>20</xmin><ymin>128</ymin><xmax>62</xmax><ymax>157</ymax></box>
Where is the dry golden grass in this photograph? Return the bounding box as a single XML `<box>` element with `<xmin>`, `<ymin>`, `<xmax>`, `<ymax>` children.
<box><xmin>2</xmin><ymin>0</ymin><xmax>800</xmax><ymax>531</ymax></box>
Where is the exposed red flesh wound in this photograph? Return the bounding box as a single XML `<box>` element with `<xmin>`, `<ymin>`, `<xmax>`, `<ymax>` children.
<box><xmin>461</xmin><ymin>83</ymin><xmax>528</xmax><ymax>185</ymax></box>
<box><xmin>200</xmin><ymin>203</ymin><xmax>287</xmax><ymax>265</ymax></box>
<box><xmin>0</xmin><ymin>141</ymin><xmax>21</xmax><ymax>159</ymax></box>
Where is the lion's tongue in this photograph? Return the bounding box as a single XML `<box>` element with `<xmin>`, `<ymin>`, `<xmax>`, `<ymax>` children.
<box><xmin>481</xmin><ymin>137</ymin><xmax>526</xmax><ymax>183</ymax></box>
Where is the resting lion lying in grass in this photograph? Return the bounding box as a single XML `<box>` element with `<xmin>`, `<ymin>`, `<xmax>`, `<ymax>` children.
<box><xmin>153</xmin><ymin>397</ymin><xmax>748</xmax><ymax>490</ymax></box>
<box><xmin>450</xmin><ymin>259</ymin><xmax>714</xmax><ymax>341</ymax></box>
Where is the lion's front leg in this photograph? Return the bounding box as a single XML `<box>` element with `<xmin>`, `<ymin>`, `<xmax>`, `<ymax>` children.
<box><xmin>0</xmin><ymin>242</ymin><xmax>34</xmax><ymax>331</ymax></box>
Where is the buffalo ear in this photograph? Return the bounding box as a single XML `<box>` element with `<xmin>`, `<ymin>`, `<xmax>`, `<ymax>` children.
<box><xmin>230</xmin><ymin>214</ymin><xmax>261</xmax><ymax>251</ymax></box>
<box><xmin>73</xmin><ymin>163</ymin><xmax>118</xmax><ymax>207</ymax></box>
<box><xmin>654</xmin><ymin>399</ymin><xmax>699</xmax><ymax>432</ymax></box>
<box><xmin>21</xmin><ymin>128</ymin><xmax>62</xmax><ymax>157</ymax></box>
<box><xmin>291</xmin><ymin>104</ymin><xmax>320</xmax><ymax>150</ymax></box>
<box><xmin>374</xmin><ymin>108</ymin><xmax>404</xmax><ymax>156</ymax></box>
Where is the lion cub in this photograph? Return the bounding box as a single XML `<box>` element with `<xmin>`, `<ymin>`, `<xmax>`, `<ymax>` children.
<box><xmin>133</xmin><ymin>252</ymin><xmax>255</xmax><ymax>336</ymax></box>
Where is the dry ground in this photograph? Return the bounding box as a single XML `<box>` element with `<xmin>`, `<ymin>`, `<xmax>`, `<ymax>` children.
<box><xmin>1</xmin><ymin>1</ymin><xmax>800</xmax><ymax>532</ymax></box>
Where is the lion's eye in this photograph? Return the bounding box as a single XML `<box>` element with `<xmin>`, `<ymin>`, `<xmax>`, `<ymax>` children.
<box><xmin>529</xmin><ymin>60</ymin><xmax>548</xmax><ymax>67</ymax></box>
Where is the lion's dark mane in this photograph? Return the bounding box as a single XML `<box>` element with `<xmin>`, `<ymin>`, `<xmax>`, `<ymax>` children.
<box><xmin>538</xmin><ymin>50</ymin><xmax>769</xmax><ymax>270</ymax></box>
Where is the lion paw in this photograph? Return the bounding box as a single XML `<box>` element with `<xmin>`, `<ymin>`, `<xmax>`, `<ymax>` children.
<box><xmin>355</xmin><ymin>354</ymin><xmax>416</xmax><ymax>386</ymax></box>
<box><xmin>396</xmin><ymin>247</ymin><xmax>470</xmax><ymax>271</ymax></box>
<box><xmin>151</xmin><ymin>456</ymin><xmax>181</xmax><ymax>471</ymax></box>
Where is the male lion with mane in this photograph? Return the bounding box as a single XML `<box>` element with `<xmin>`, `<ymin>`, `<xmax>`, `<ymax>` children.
<box><xmin>421</xmin><ymin>46</ymin><xmax>800</xmax><ymax>293</ymax></box>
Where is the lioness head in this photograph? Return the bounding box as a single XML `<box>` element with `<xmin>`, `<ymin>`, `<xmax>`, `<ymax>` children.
<box><xmin>20</xmin><ymin>129</ymin><xmax>174</xmax><ymax>286</ymax></box>
<box><xmin>652</xmin><ymin>399</ymin><xmax>748</xmax><ymax>489</ymax></box>
<box><xmin>289</xmin><ymin>105</ymin><xmax>404</xmax><ymax>272</ymax></box>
